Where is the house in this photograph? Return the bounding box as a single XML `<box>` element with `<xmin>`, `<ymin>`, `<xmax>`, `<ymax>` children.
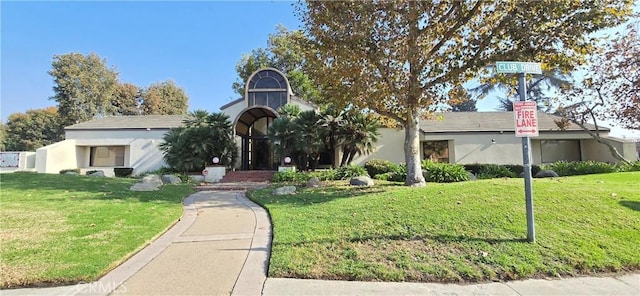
<box><xmin>33</xmin><ymin>68</ymin><xmax>638</xmax><ymax>176</ymax></box>
<box><xmin>353</xmin><ymin>112</ymin><xmax>638</xmax><ymax>166</ymax></box>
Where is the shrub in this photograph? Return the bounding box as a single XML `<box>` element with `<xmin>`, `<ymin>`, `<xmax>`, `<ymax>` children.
<box><xmin>308</xmin><ymin>169</ymin><xmax>337</xmax><ymax>181</ymax></box>
<box><xmin>364</xmin><ymin>159</ymin><xmax>399</xmax><ymax>177</ymax></box>
<box><xmin>465</xmin><ymin>164</ymin><xmax>541</xmax><ymax>177</ymax></box>
<box><xmin>543</xmin><ymin>161</ymin><xmax>617</xmax><ymax>176</ymax></box>
<box><xmin>59</xmin><ymin>169</ymin><xmax>80</xmax><ymax>174</ymax></box>
<box><xmin>619</xmin><ymin>161</ymin><xmax>640</xmax><ymax>172</ymax></box>
<box><xmin>477</xmin><ymin>164</ymin><xmax>518</xmax><ymax>179</ymax></box>
<box><xmin>335</xmin><ymin>165</ymin><xmax>369</xmax><ymax>180</ymax></box>
<box><xmin>85</xmin><ymin>170</ymin><xmax>102</xmax><ymax>175</ymax></box>
<box><xmin>422</xmin><ymin>161</ymin><xmax>469</xmax><ymax>183</ymax></box>
<box><xmin>114</xmin><ymin>167</ymin><xmax>134</xmax><ymax>177</ymax></box>
<box><xmin>272</xmin><ymin>170</ymin><xmax>309</xmax><ymax>183</ymax></box>
<box><xmin>373</xmin><ymin>173</ymin><xmax>393</xmax><ymax>181</ymax></box>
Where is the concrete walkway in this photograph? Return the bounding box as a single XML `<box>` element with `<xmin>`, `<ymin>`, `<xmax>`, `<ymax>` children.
<box><xmin>2</xmin><ymin>188</ymin><xmax>639</xmax><ymax>296</ymax></box>
<box><xmin>2</xmin><ymin>190</ymin><xmax>271</xmax><ymax>296</ymax></box>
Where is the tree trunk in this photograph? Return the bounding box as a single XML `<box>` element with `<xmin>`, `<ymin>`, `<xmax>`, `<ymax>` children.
<box><xmin>404</xmin><ymin>109</ymin><xmax>426</xmax><ymax>187</ymax></box>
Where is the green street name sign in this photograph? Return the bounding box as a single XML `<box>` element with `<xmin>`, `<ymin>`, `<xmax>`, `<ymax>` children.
<box><xmin>496</xmin><ymin>61</ymin><xmax>542</xmax><ymax>74</ymax></box>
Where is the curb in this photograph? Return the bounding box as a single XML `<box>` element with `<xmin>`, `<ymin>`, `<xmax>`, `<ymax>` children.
<box><xmin>231</xmin><ymin>192</ymin><xmax>273</xmax><ymax>296</ymax></box>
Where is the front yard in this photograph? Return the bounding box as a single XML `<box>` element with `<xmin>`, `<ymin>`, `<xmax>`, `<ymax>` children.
<box><xmin>0</xmin><ymin>173</ymin><xmax>194</xmax><ymax>288</ymax></box>
<box><xmin>249</xmin><ymin>172</ymin><xmax>640</xmax><ymax>282</ymax></box>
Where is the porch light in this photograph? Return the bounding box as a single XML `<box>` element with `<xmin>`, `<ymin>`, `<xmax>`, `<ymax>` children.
<box><xmin>284</xmin><ymin>156</ymin><xmax>292</xmax><ymax>164</ymax></box>
<box><xmin>491</xmin><ymin>139</ymin><xmax>496</xmax><ymax>144</ymax></box>
<box><xmin>212</xmin><ymin>156</ymin><xmax>220</xmax><ymax>164</ymax></box>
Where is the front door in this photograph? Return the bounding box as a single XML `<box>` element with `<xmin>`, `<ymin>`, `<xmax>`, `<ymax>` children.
<box><xmin>252</xmin><ymin>138</ymin><xmax>271</xmax><ymax>170</ymax></box>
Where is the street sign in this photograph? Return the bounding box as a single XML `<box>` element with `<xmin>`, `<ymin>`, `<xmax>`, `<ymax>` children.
<box><xmin>496</xmin><ymin>61</ymin><xmax>542</xmax><ymax>74</ymax></box>
<box><xmin>514</xmin><ymin>101</ymin><xmax>539</xmax><ymax>137</ymax></box>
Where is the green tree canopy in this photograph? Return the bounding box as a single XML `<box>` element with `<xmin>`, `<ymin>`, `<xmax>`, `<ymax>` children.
<box><xmin>49</xmin><ymin>53</ymin><xmax>119</xmax><ymax>126</ymax></box>
<box><xmin>233</xmin><ymin>25</ymin><xmax>321</xmax><ymax>104</ymax></box>
<box><xmin>112</xmin><ymin>83</ymin><xmax>141</xmax><ymax>115</ymax></box>
<box><xmin>140</xmin><ymin>80</ymin><xmax>189</xmax><ymax>115</ymax></box>
<box><xmin>298</xmin><ymin>0</ymin><xmax>633</xmax><ymax>186</ymax></box>
<box><xmin>3</xmin><ymin>107</ymin><xmax>64</xmax><ymax>151</ymax></box>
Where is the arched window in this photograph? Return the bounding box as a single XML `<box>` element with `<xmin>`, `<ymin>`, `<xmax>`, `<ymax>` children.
<box><xmin>247</xmin><ymin>69</ymin><xmax>289</xmax><ymax>110</ymax></box>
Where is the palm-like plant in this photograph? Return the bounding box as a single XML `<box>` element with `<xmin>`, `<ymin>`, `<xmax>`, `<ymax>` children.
<box><xmin>160</xmin><ymin>110</ymin><xmax>237</xmax><ymax>173</ymax></box>
<box><xmin>339</xmin><ymin>112</ymin><xmax>380</xmax><ymax>167</ymax></box>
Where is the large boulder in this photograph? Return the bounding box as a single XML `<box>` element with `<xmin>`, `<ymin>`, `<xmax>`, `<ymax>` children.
<box><xmin>88</xmin><ymin>171</ymin><xmax>105</xmax><ymax>177</ymax></box>
<box><xmin>273</xmin><ymin>186</ymin><xmax>296</xmax><ymax>195</ymax></box>
<box><xmin>162</xmin><ymin>174</ymin><xmax>182</xmax><ymax>184</ymax></box>
<box><xmin>142</xmin><ymin>174</ymin><xmax>164</xmax><ymax>186</ymax></box>
<box><xmin>350</xmin><ymin>176</ymin><xmax>374</xmax><ymax>187</ymax></box>
<box><xmin>535</xmin><ymin>170</ymin><xmax>559</xmax><ymax>178</ymax></box>
<box><xmin>306</xmin><ymin>177</ymin><xmax>322</xmax><ymax>188</ymax></box>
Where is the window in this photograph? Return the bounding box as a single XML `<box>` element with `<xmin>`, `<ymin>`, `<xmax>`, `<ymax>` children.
<box><xmin>423</xmin><ymin>141</ymin><xmax>449</xmax><ymax>163</ymax></box>
<box><xmin>247</xmin><ymin>69</ymin><xmax>289</xmax><ymax>109</ymax></box>
<box><xmin>541</xmin><ymin>140</ymin><xmax>580</xmax><ymax>163</ymax></box>
<box><xmin>90</xmin><ymin>146</ymin><xmax>125</xmax><ymax>167</ymax></box>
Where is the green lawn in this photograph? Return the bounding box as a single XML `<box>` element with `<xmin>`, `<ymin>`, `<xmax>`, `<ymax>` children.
<box><xmin>0</xmin><ymin>173</ymin><xmax>195</xmax><ymax>288</ymax></box>
<box><xmin>249</xmin><ymin>172</ymin><xmax>640</xmax><ymax>283</ymax></box>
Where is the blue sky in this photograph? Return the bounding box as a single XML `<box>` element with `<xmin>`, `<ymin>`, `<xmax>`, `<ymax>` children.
<box><xmin>1</xmin><ymin>1</ymin><xmax>638</xmax><ymax>139</ymax></box>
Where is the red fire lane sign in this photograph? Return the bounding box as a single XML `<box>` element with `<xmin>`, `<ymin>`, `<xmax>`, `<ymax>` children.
<box><xmin>514</xmin><ymin>101</ymin><xmax>539</xmax><ymax>137</ymax></box>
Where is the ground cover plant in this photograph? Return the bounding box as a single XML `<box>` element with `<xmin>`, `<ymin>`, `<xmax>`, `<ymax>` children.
<box><xmin>0</xmin><ymin>173</ymin><xmax>195</xmax><ymax>288</ymax></box>
<box><xmin>249</xmin><ymin>172</ymin><xmax>640</xmax><ymax>283</ymax></box>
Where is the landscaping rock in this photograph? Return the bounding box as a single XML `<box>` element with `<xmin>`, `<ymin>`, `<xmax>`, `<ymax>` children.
<box><xmin>142</xmin><ymin>174</ymin><xmax>164</xmax><ymax>186</ymax></box>
<box><xmin>306</xmin><ymin>177</ymin><xmax>322</xmax><ymax>188</ymax></box>
<box><xmin>190</xmin><ymin>175</ymin><xmax>205</xmax><ymax>183</ymax></box>
<box><xmin>162</xmin><ymin>174</ymin><xmax>182</xmax><ymax>184</ymax></box>
<box><xmin>535</xmin><ymin>170</ymin><xmax>559</xmax><ymax>178</ymax></box>
<box><xmin>88</xmin><ymin>171</ymin><xmax>105</xmax><ymax>177</ymax></box>
<box><xmin>64</xmin><ymin>171</ymin><xmax>79</xmax><ymax>175</ymax></box>
<box><xmin>273</xmin><ymin>186</ymin><xmax>296</xmax><ymax>195</ymax></box>
<box><xmin>467</xmin><ymin>171</ymin><xmax>477</xmax><ymax>181</ymax></box>
<box><xmin>129</xmin><ymin>183</ymin><xmax>160</xmax><ymax>191</ymax></box>
<box><xmin>350</xmin><ymin>176</ymin><xmax>374</xmax><ymax>187</ymax></box>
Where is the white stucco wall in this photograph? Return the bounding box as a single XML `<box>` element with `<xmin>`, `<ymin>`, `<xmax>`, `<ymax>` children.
<box><xmin>581</xmin><ymin>138</ymin><xmax>639</xmax><ymax>163</ymax></box>
<box><xmin>352</xmin><ymin>128</ymin><xmax>407</xmax><ymax>165</ymax></box>
<box><xmin>36</xmin><ymin>140</ymin><xmax>78</xmax><ymax>174</ymax></box>
<box><xmin>66</xmin><ymin>129</ymin><xmax>169</xmax><ymax>175</ymax></box>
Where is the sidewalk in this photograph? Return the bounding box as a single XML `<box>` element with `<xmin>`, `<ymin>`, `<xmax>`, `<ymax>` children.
<box><xmin>1</xmin><ymin>190</ymin><xmax>271</xmax><ymax>296</ymax></box>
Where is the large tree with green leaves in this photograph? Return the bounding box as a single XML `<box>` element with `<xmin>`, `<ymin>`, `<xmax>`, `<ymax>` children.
<box><xmin>112</xmin><ymin>83</ymin><xmax>141</xmax><ymax>115</ymax></box>
<box><xmin>140</xmin><ymin>80</ymin><xmax>189</xmax><ymax>115</ymax></box>
<box><xmin>3</xmin><ymin>107</ymin><xmax>64</xmax><ymax>151</ymax></box>
<box><xmin>299</xmin><ymin>0</ymin><xmax>632</xmax><ymax>186</ymax></box>
<box><xmin>49</xmin><ymin>53</ymin><xmax>119</xmax><ymax>126</ymax></box>
<box><xmin>233</xmin><ymin>26</ymin><xmax>321</xmax><ymax>104</ymax></box>
<box><xmin>160</xmin><ymin>110</ymin><xmax>237</xmax><ymax>173</ymax></box>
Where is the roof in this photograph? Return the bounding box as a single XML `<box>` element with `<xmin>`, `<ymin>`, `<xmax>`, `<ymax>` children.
<box><xmin>65</xmin><ymin>115</ymin><xmax>187</xmax><ymax>130</ymax></box>
<box><xmin>220</xmin><ymin>98</ymin><xmax>244</xmax><ymax>110</ymax></box>
<box><xmin>420</xmin><ymin>112</ymin><xmax>609</xmax><ymax>133</ymax></box>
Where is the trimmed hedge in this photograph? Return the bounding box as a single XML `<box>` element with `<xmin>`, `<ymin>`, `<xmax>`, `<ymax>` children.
<box><xmin>422</xmin><ymin>161</ymin><xmax>469</xmax><ymax>183</ymax></box>
<box><xmin>364</xmin><ymin>159</ymin><xmax>399</xmax><ymax>178</ymax></box>
<box><xmin>477</xmin><ymin>164</ymin><xmax>518</xmax><ymax>179</ymax></box>
<box><xmin>59</xmin><ymin>169</ymin><xmax>80</xmax><ymax>174</ymax></box>
<box><xmin>542</xmin><ymin>161</ymin><xmax>617</xmax><ymax>176</ymax></box>
<box><xmin>464</xmin><ymin>164</ymin><xmax>541</xmax><ymax>177</ymax></box>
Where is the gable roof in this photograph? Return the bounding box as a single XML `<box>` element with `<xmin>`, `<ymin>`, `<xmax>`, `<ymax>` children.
<box><xmin>419</xmin><ymin>112</ymin><xmax>608</xmax><ymax>133</ymax></box>
<box><xmin>65</xmin><ymin>115</ymin><xmax>187</xmax><ymax>130</ymax></box>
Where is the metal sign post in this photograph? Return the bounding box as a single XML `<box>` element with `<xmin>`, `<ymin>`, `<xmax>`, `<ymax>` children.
<box><xmin>496</xmin><ymin>61</ymin><xmax>540</xmax><ymax>243</ymax></box>
<box><xmin>518</xmin><ymin>73</ymin><xmax>535</xmax><ymax>243</ymax></box>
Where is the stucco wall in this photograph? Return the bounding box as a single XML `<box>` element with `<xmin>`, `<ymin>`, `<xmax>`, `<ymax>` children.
<box><xmin>67</xmin><ymin>129</ymin><xmax>169</xmax><ymax>175</ymax></box>
<box><xmin>581</xmin><ymin>138</ymin><xmax>639</xmax><ymax>163</ymax></box>
<box><xmin>36</xmin><ymin>140</ymin><xmax>78</xmax><ymax>174</ymax></box>
<box><xmin>352</xmin><ymin>128</ymin><xmax>407</xmax><ymax>165</ymax></box>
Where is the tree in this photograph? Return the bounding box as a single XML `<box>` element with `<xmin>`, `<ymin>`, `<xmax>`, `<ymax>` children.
<box><xmin>140</xmin><ymin>80</ymin><xmax>189</xmax><ymax>115</ymax></box>
<box><xmin>338</xmin><ymin>112</ymin><xmax>381</xmax><ymax>166</ymax></box>
<box><xmin>49</xmin><ymin>53</ymin><xmax>119</xmax><ymax>126</ymax></box>
<box><xmin>449</xmin><ymin>87</ymin><xmax>478</xmax><ymax>112</ymax></box>
<box><xmin>233</xmin><ymin>26</ymin><xmax>321</xmax><ymax>104</ymax></box>
<box><xmin>0</xmin><ymin>121</ymin><xmax>7</xmax><ymax>151</ymax></box>
<box><xmin>112</xmin><ymin>83</ymin><xmax>141</xmax><ymax>115</ymax></box>
<box><xmin>3</xmin><ymin>107</ymin><xmax>64</xmax><ymax>151</ymax></box>
<box><xmin>555</xmin><ymin>22</ymin><xmax>640</xmax><ymax>164</ymax></box>
<box><xmin>160</xmin><ymin>110</ymin><xmax>237</xmax><ymax>173</ymax></box>
<box><xmin>298</xmin><ymin>1</ymin><xmax>632</xmax><ymax>186</ymax></box>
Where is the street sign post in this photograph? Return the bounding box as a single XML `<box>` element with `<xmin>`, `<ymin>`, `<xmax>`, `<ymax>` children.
<box><xmin>514</xmin><ymin>101</ymin><xmax>539</xmax><ymax>137</ymax></box>
<box><xmin>496</xmin><ymin>61</ymin><xmax>541</xmax><ymax>243</ymax></box>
